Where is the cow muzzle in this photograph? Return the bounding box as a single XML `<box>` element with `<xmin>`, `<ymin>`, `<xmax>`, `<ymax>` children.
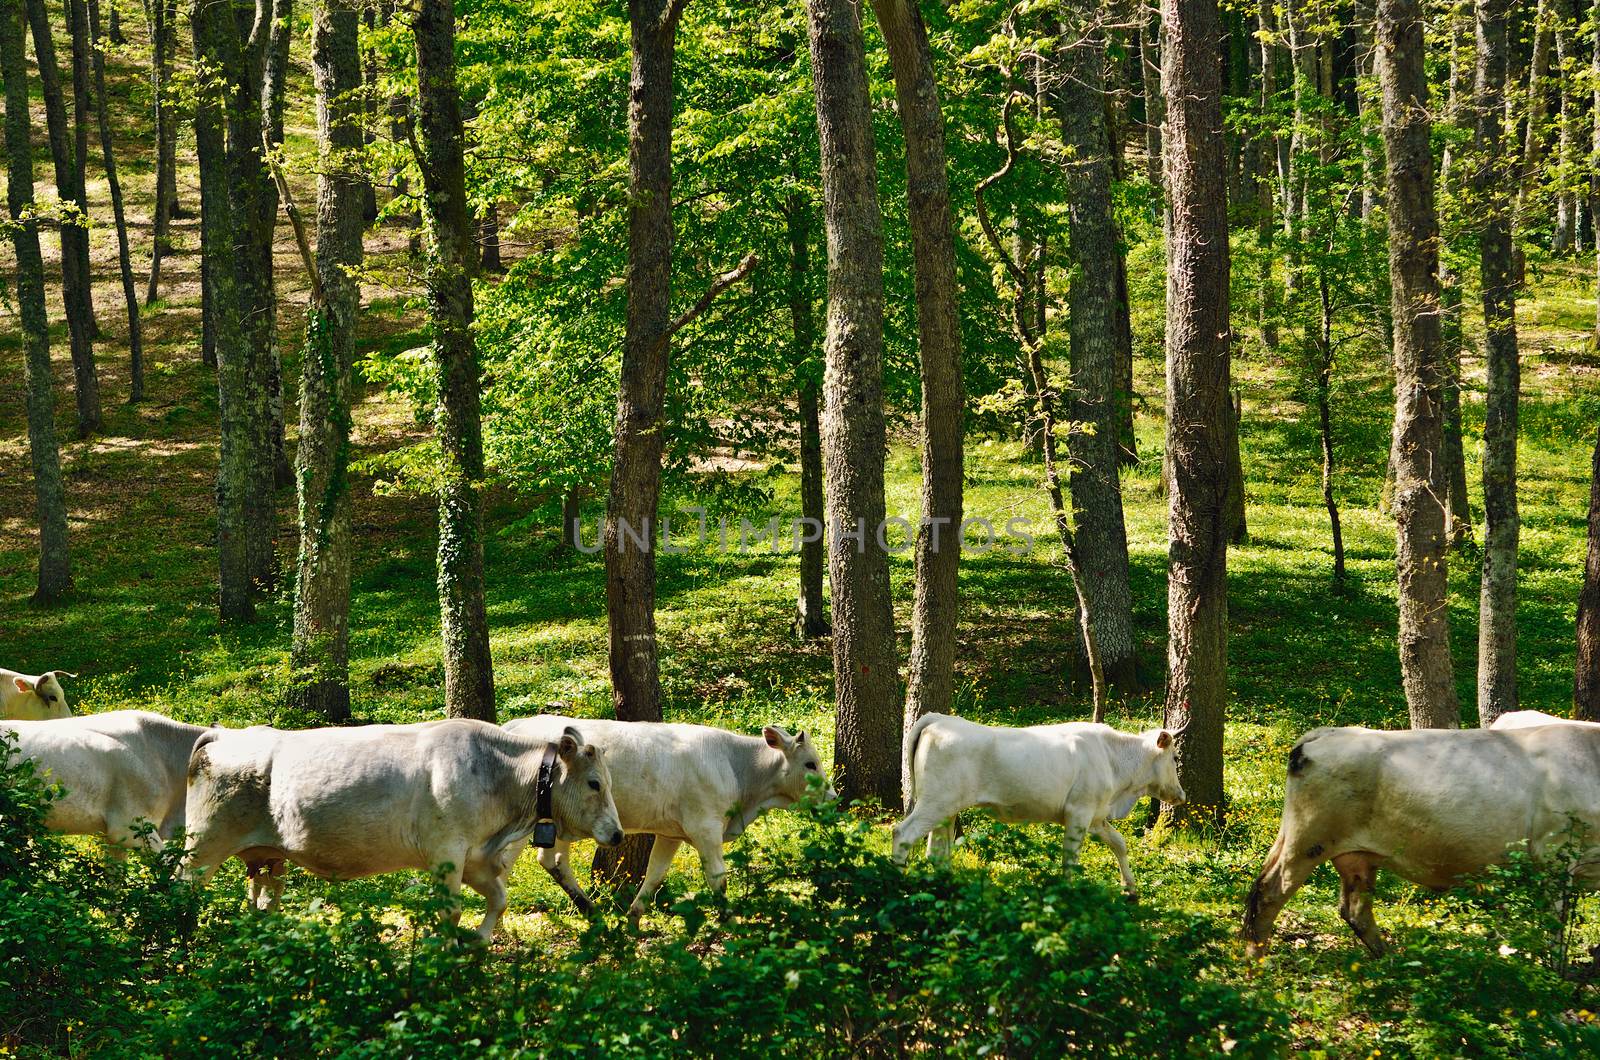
<box><xmin>602</xmin><ymin>829</ymin><xmax>624</xmax><ymax>848</ymax></box>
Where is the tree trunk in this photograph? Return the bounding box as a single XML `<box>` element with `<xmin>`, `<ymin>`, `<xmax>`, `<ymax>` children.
<box><xmin>1517</xmin><ymin>0</ymin><xmax>1554</xmax><ymax>228</ymax></box>
<box><xmin>480</xmin><ymin>203</ymin><xmax>502</xmax><ymax>272</ymax></box>
<box><xmin>806</xmin><ymin>0</ymin><xmax>901</xmax><ymax>806</ymax></box>
<box><xmin>1575</xmin><ymin>428</ymin><xmax>1600</xmax><ymax>720</ymax></box>
<box><xmin>1255</xmin><ymin>0</ymin><xmax>1280</xmax><ymax>350</ymax></box>
<box><xmin>787</xmin><ymin>197</ymin><xmax>830</xmax><ymax>640</ymax></box>
<box><xmin>1438</xmin><ymin>0</ymin><xmax>1475</xmax><ymax>548</ymax></box>
<box><xmin>146</xmin><ymin>0</ymin><xmax>177</xmax><ymax>304</ymax></box>
<box><xmin>1554</xmin><ymin>0</ymin><xmax>1578</xmax><ymax>255</ymax></box>
<box><xmin>1057</xmin><ymin>0</ymin><xmax>1138</xmax><ymax>693</ymax></box>
<box><xmin>290</xmin><ymin>0</ymin><xmax>366</xmax><ymax>723</ymax></box>
<box><xmin>258</xmin><ymin>0</ymin><xmax>294</xmax><ymax>493</ymax></box>
<box><xmin>4</xmin><ymin>0</ymin><xmax>72</xmax><ymax>604</ymax></box>
<box><xmin>1160</xmin><ymin>0</ymin><xmax>1236</xmax><ymax>824</ymax></box>
<box><xmin>87</xmin><ymin>0</ymin><xmax>143</xmax><ymax>403</ymax></box>
<box><xmin>1593</xmin><ymin>0</ymin><xmax>1600</xmax><ymax>348</ymax></box>
<box><xmin>1141</xmin><ymin>1</ymin><xmax>1163</xmax><ymax>190</ymax></box>
<box><xmin>26</xmin><ymin>0</ymin><xmax>101</xmax><ymax>436</ymax></box>
<box><xmin>414</xmin><ymin>0</ymin><xmax>496</xmax><ymax>719</ymax></box>
<box><xmin>67</xmin><ymin>0</ymin><xmax>98</xmax><ymax>341</ymax></box>
<box><xmin>192</xmin><ymin>0</ymin><xmax>255</xmax><ymax>622</ymax></box>
<box><xmin>870</xmin><ymin>0</ymin><xmax>964</xmax><ymax>795</ymax></box>
<box><xmin>1354</xmin><ymin>0</ymin><xmax>1382</xmax><ymax>219</ymax></box>
<box><xmin>1377</xmin><ymin>0</ymin><xmax>1460</xmax><ymax>728</ymax></box>
<box><xmin>1474</xmin><ymin>0</ymin><xmax>1521</xmax><ymax>725</ymax></box>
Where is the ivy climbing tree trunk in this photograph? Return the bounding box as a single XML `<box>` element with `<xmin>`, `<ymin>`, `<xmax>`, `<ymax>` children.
<box><xmin>1576</xmin><ymin>428</ymin><xmax>1600</xmax><ymax>721</ymax></box>
<box><xmin>870</xmin><ymin>0</ymin><xmax>964</xmax><ymax>798</ymax></box>
<box><xmin>414</xmin><ymin>0</ymin><xmax>496</xmax><ymax>720</ymax></box>
<box><xmin>1160</xmin><ymin>0</ymin><xmax>1236</xmax><ymax>825</ymax></box>
<box><xmin>1057</xmin><ymin>0</ymin><xmax>1137</xmax><ymax>693</ymax></box>
<box><xmin>26</xmin><ymin>0</ymin><xmax>101</xmax><ymax>436</ymax></box>
<box><xmin>192</xmin><ymin>0</ymin><xmax>254</xmax><ymax>622</ymax></box>
<box><xmin>290</xmin><ymin>0</ymin><xmax>367</xmax><ymax>722</ymax></box>
<box><xmin>1377</xmin><ymin>0</ymin><xmax>1460</xmax><ymax>728</ymax></box>
<box><xmin>87</xmin><ymin>0</ymin><xmax>143</xmax><ymax>403</ymax></box>
<box><xmin>3</xmin><ymin>0</ymin><xmax>72</xmax><ymax>604</ymax></box>
<box><xmin>1474</xmin><ymin>0</ymin><xmax>1521</xmax><ymax>725</ymax></box>
<box><xmin>806</xmin><ymin>0</ymin><xmax>902</xmax><ymax>806</ymax></box>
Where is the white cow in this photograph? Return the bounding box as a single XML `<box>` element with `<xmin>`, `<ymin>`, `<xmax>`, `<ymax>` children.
<box><xmin>1490</xmin><ymin>710</ymin><xmax>1598</xmax><ymax>730</ymax></box>
<box><xmin>1</xmin><ymin>668</ymin><xmax>74</xmax><ymax>720</ymax></box>
<box><xmin>1243</xmin><ymin>724</ymin><xmax>1600</xmax><ymax>956</ymax></box>
<box><xmin>503</xmin><ymin>715</ymin><xmax>834</xmax><ymax>918</ymax></box>
<box><xmin>183</xmin><ymin>720</ymin><xmax>623</xmax><ymax>940</ymax></box>
<box><xmin>892</xmin><ymin>713</ymin><xmax>1187</xmax><ymax>898</ymax></box>
<box><xmin>1</xmin><ymin>710</ymin><xmax>208</xmax><ymax>852</ymax></box>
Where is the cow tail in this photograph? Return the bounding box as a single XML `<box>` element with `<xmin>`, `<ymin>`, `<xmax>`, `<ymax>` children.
<box><xmin>902</xmin><ymin>713</ymin><xmax>942</xmax><ymax>816</ymax></box>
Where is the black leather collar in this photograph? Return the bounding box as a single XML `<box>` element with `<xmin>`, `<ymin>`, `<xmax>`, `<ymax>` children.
<box><xmin>533</xmin><ymin>743</ymin><xmax>559</xmax><ymax>848</ymax></box>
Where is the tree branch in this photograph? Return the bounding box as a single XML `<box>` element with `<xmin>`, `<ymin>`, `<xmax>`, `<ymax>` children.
<box><xmin>653</xmin><ymin>252</ymin><xmax>759</xmax><ymax>356</ymax></box>
<box><xmin>262</xmin><ymin>131</ymin><xmax>324</xmax><ymax>306</ymax></box>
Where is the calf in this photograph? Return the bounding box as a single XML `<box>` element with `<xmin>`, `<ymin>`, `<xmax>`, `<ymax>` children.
<box><xmin>503</xmin><ymin>715</ymin><xmax>834</xmax><ymax>918</ymax></box>
<box><xmin>1</xmin><ymin>668</ymin><xmax>74</xmax><ymax>720</ymax></box>
<box><xmin>892</xmin><ymin>714</ymin><xmax>1186</xmax><ymax>898</ymax></box>
<box><xmin>183</xmin><ymin>720</ymin><xmax>622</xmax><ymax>940</ymax></box>
<box><xmin>1</xmin><ymin>710</ymin><xmax>207</xmax><ymax>851</ymax></box>
<box><xmin>1242</xmin><ymin>724</ymin><xmax>1600</xmax><ymax>957</ymax></box>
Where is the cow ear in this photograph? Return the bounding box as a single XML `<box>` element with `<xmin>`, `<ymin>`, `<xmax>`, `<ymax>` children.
<box><xmin>13</xmin><ymin>677</ymin><xmax>33</xmax><ymax>694</ymax></box>
<box><xmin>1156</xmin><ymin>730</ymin><xmax>1173</xmax><ymax>750</ymax></box>
<box><xmin>795</xmin><ymin>731</ymin><xmax>807</xmax><ymax>746</ymax></box>
<box><xmin>558</xmin><ymin>726</ymin><xmax>583</xmax><ymax>760</ymax></box>
<box><xmin>49</xmin><ymin>671</ymin><xmax>76</xmax><ymax>682</ymax></box>
<box><xmin>763</xmin><ymin>725</ymin><xmax>791</xmax><ymax>750</ymax></box>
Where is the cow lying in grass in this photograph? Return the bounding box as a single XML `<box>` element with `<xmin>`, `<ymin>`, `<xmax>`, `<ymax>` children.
<box><xmin>503</xmin><ymin>715</ymin><xmax>834</xmax><ymax>919</ymax></box>
<box><xmin>183</xmin><ymin>720</ymin><xmax>622</xmax><ymax>940</ymax></box>
<box><xmin>1242</xmin><ymin>723</ymin><xmax>1600</xmax><ymax>956</ymax></box>
<box><xmin>2</xmin><ymin>710</ymin><xmax>207</xmax><ymax>853</ymax></box>
<box><xmin>892</xmin><ymin>714</ymin><xmax>1187</xmax><ymax>899</ymax></box>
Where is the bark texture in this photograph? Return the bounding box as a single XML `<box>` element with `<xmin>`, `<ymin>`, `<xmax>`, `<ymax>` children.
<box><xmin>87</xmin><ymin>0</ymin><xmax>143</xmax><ymax>402</ymax></box>
<box><xmin>290</xmin><ymin>0</ymin><xmax>366</xmax><ymax>722</ymax></box>
<box><xmin>26</xmin><ymin>0</ymin><xmax>101</xmax><ymax>436</ymax></box>
<box><xmin>1161</xmin><ymin>0</ymin><xmax>1237</xmax><ymax>822</ymax></box>
<box><xmin>415</xmin><ymin>0</ymin><xmax>496</xmax><ymax>719</ymax></box>
<box><xmin>1576</xmin><ymin>429</ymin><xmax>1600</xmax><ymax>720</ymax></box>
<box><xmin>3</xmin><ymin>0</ymin><xmax>72</xmax><ymax>603</ymax></box>
<box><xmin>806</xmin><ymin>0</ymin><xmax>902</xmax><ymax>806</ymax></box>
<box><xmin>870</xmin><ymin>0</ymin><xmax>965</xmax><ymax>788</ymax></box>
<box><xmin>1058</xmin><ymin>0</ymin><xmax>1137</xmax><ymax>692</ymax></box>
<box><xmin>1377</xmin><ymin>0</ymin><xmax>1460</xmax><ymax>728</ymax></box>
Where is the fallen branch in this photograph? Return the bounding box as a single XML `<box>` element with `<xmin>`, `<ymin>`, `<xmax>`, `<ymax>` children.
<box><xmin>262</xmin><ymin>131</ymin><xmax>323</xmax><ymax>307</ymax></box>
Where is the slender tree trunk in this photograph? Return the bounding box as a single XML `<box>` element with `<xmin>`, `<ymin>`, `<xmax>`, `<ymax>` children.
<box><xmin>787</xmin><ymin>197</ymin><xmax>829</xmax><ymax>640</ymax></box>
<box><xmin>1575</xmin><ymin>428</ymin><xmax>1600</xmax><ymax>720</ymax></box>
<box><xmin>1438</xmin><ymin>0</ymin><xmax>1475</xmax><ymax>547</ymax></box>
<box><xmin>1475</xmin><ymin>0</ymin><xmax>1521</xmax><ymax>725</ymax></box>
<box><xmin>290</xmin><ymin>0</ymin><xmax>367</xmax><ymax>722</ymax></box>
<box><xmin>870</xmin><ymin>0</ymin><xmax>964</xmax><ymax>795</ymax></box>
<box><xmin>806</xmin><ymin>0</ymin><xmax>901</xmax><ymax>806</ymax></box>
<box><xmin>1161</xmin><ymin>0</ymin><xmax>1236</xmax><ymax>824</ymax></box>
<box><xmin>4</xmin><ymin>0</ymin><xmax>72</xmax><ymax>603</ymax></box>
<box><xmin>1554</xmin><ymin>0</ymin><xmax>1578</xmax><ymax>255</ymax></box>
<box><xmin>1315</xmin><ymin>273</ymin><xmax>1344</xmax><ymax>584</ymax></box>
<box><xmin>26</xmin><ymin>0</ymin><xmax>101</xmax><ymax>436</ymax></box>
<box><xmin>1256</xmin><ymin>0</ymin><xmax>1280</xmax><ymax>350</ymax></box>
<box><xmin>1354</xmin><ymin>0</ymin><xmax>1382</xmax><ymax>219</ymax></box>
<box><xmin>1378</xmin><ymin>0</ymin><xmax>1460</xmax><ymax>728</ymax></box>
<box><xmin>192</xmin><ymin>0</ymin><xmax>254</xmax><ymax>622</ymax></box>
<box><xmin>67</xmin><ymin>0</ymin><xmax>99</xmax><ymax>340</ymax></box>
<box><xmin>108</xmin><ymin>0</ymin><xmax>121</xmax><ymax>43</ymax></box>
<box><xmin>361</xmin><ymin>5</ymin><xmax>379</xmax><ymax>223</ymax></box>
<box><xmin>146</xmin><ymin>0</ymin><xmax>177</xmax><ymax>304</ymax></box>
<box><xmin>1141</xmin><ymin>1</ymin><xmax>1163</xmax><ymax>190</ymax></box>
<box><xmin>1518</xmin><ymin>0</ymin><xmax>1554</xmax><ymax>227</ymax></box>
<box><xmin>259</xmin><ymin>0</ymin><xmax>294</xmax><ymax>492</ymax></box>
<box><xmin>87</xmin><ymin>0</ymin><xmax>143</xmax><ymax>403</ymax></box>
<box><xmin>1058</xmin><ymin>0</ymin><xmax>1138</xmax><ymax>693</ymax></box>
<box><xmin>415</xmin><ymin>0</ymin><xmax>495</xmax><ymax>719</ymax></box>
<box><xmin>1593</xmin><ymin>0</ymin><xmax>1600</xmax><ymax>348</ymax></box>
<box><xmin>480</xmin><ymin>203</ymin><xmax>502</xmax><ymax>272</ymax></box>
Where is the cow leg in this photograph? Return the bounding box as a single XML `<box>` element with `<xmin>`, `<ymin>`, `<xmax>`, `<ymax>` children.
<box><xmin>628</xmin><ymin>836</ymin><xmax>683</xmax><ymax>920</ymax></box>
<box><xmin>536</xmin><ymin>841</ymin><xmax>594</xmax><ymax>915</ymax></box>
<box><xmin>1091</xmin><ymin>822</ymin><xmax>1138</xmax><ymax>899</ymax></box>
<box><xmin>1060</xmin><ymin>808</ymin><xmax>1094</xmax><ymax>872</ymax></box>
<box><xmin>1241</xmin><ymin>831</ymin><xmax>1325</xmax><ymax>957</ymax></box>
<box><xmin>1332</xmin><ymin>852</ymin><xmax>1385</xmax><ymax>956</ymax></box>
<box><xmin>927</xmin><ymin>818</ymin><xmax>957</xmax><ymax>862</ymax></box>
<box><xmin>463</xmin><ymin>859</ymin><xmax>510</xmax><ymax>941</ymax></box>
<box><xmin>892</xmin><ymin>802</ymin><xmax>951</xmax><ymax>865</ymax></box>
<box><xmin>247</xmin><ymin>859</ymin><xmax>287</xmax><ymax>911</ymax></box>
<box><xmin>686</xmin><ymin>824</ymin><xmax>728</xmax><ymax>896</ymax></box>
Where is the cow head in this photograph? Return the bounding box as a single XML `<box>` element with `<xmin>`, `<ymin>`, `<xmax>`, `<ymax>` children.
<box><xmin>6</xmin><ymin>671</ymin><xmax>74</xmax><ymax>720</ymax></box>
<box><xmin>763</xmin><ymin>725</ymin><xmax>837</xmax><ymax>804</ymax></box>
<box><xmin>1146</xmin><ymin>729</ymin><xmax>1186</xmax><ymax>806</ymax></box>
<box><xmin>552</xmin><ymin>726</ymin><xmax>624</xmax><ymax>848</ymax></box>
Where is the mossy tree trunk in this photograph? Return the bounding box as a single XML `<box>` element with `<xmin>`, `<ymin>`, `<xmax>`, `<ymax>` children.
<box><xmin>414</xmin><ymin>0</ymin><xmax>496</xmax><ymax>721</ymax></box>
<box><xmin>3</xmin><ymin>0</ymin><xmax>72</xmax><ymax>604</ymax></box>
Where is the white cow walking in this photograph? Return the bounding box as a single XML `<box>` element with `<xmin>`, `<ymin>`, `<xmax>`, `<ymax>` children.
<box><xmin>1243</xmin><ymin>724</ymin><xmax>1600</xmax><ymax>956</ymax></box>
<box><xmin>892</xmin><ymin>713</ymin><xmax>1187</xmax><ymax>898</ymax></box>
<box><xmin>502</xmin><ymin>715</ymin><xmax>834</xmax><ymax>918</ymax></box>
<box><xmin>1</xmin><ymin>710</ymin><xmax>208</xmax><ymax>852</ymax></box>
<box><xmin>183</xmin><ymin>719</ymin><xmax>623</xmax><ymax>940</ymax></box>
<box><xmin>1</xmin><ymin>668</ymin><xmax>75</xmax><ymax>720</ymax></box>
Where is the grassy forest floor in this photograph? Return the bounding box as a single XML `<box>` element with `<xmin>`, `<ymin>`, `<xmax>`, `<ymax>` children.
<box><xmin>4</xmin><ymin>18</ymin><xmax>1600</xmax><ymax>1058</ymax></box>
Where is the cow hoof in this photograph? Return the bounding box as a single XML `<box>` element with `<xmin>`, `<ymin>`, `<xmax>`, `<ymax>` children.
<box><xmin>1122</xmin><ymin>890</ymin><xmax>1140</xmax><ymax>904</ymax></box>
